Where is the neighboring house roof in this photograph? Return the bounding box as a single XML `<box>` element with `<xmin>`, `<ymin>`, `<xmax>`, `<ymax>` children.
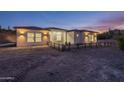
<box><xmin>68</xmin><ymin>29</ymin><xmax>99</xmax><ymax>33</ymax></box>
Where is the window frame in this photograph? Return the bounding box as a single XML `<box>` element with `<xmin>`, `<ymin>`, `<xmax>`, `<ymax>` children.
<box><xmin>56</xmin><ymin>32</ymin><xmax>62</xmax><ymax>41</ymax></box>
<box><xmin>27</xmin><ymin>32</ymin><xmax>35</xmax><ymax>43</ymax></box>
<box><xmin>27</xmin><ymin>32</ymin><xmax>42</xmax><ymax>43</ymax></box>
<box><xmin>35</xmin><ymin>33</ymin><xmax>42</xmax><ymax>42</ymax></box>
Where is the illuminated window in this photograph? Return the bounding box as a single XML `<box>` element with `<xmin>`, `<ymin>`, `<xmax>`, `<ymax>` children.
<box><xmin>27</xmin><ymin>32</ymin><xmax>42</xmax><ymax>43</ymax></box>
<box><xmin>94</xmin><ymin>33</ymin><xmax>97</xmax><ymax>36</ymax></box>
<box><xmin>27</xmin><ymin>33</ymin><xmax>35</xmax><ymax>42</ymax></box>
<box><xmin>84</xmin><ymin>32</ymin><xmax>89</xmax><ymax>36</ymax></box>
<box><xmin>89</xmin><ymin>35</ymin><xmax>94</xmax><ymax>42</ymax></box>
<box><xmin>56</xmin><ymin>32</ymin><xmax>61</xmax><ymax>41</ymax></box>
<box><xmin>85</xmin><ymin>36</ymin><xmax>89</xmax><ymax>43</ymax></box>
<box><xmin>53</xmin><ymin>32</ymin><xmax>62</xmax><ymax>41</ymax></box>
<box><xmin>35</xmin><ymin>33</ymin><xmax>42</xmax><ymax>42</ymax></box>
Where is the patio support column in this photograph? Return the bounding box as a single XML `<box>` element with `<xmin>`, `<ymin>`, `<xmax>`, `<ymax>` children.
<box><xmin>66</xmin><ymin>31</ymin><xmax>67</xmax><ymax>43</ymax></box>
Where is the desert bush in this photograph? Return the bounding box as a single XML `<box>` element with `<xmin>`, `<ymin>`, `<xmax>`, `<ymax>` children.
<box><xmin>117</xmin><ymin>37</ymin><xmax>124</xmax><ymax>51</ymax></box>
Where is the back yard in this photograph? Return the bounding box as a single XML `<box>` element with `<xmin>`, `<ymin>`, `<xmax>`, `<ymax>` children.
<box><xmin>0</xmin><ymin>46</ymin><xmax>124</xmax><ymax>82</ymax></box>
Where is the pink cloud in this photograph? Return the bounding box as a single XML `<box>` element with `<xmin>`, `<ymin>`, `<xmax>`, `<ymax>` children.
<box><xmin>85</xmin><ymin>13</ymin><xmax>124</xmax><ymax>32</ymax></box>
<box><xmin>98</xmin><ymin>12</ymin><xmax>124</xmax><ymax>28</ymax></box>
<box><xmin>80</xmin><ymin>26</ymin><xmax>110</xmax><ymax>32</ymax></box>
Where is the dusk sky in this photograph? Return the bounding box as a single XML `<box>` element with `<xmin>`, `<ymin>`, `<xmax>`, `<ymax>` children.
<box><xmin>0</xmin><ymin>11</ymin><xmax>124</xmax><ymax>32</ymax></box>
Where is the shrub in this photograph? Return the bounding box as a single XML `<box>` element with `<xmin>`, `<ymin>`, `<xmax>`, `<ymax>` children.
<box><xmin>117</xmin><ymin>37</ymin><xmax>124</xmax><ymax>51</ymax></box>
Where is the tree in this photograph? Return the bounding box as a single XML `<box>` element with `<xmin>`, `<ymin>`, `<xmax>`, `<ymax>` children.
<box><xmin>0</xmin><ymin>25</ymin><xmax>1</xmax><ymax>32</ymax></box>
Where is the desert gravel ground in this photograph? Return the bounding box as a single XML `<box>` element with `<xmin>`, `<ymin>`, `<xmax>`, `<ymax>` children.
<box><xmin>0</xmin><ymin>46</ymin><xmax>124</xmax><ymax>82</ymax></box>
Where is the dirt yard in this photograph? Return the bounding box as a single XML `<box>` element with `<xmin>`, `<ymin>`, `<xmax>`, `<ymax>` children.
<box><xmin>0</xmin><ymin>46</ymin><xmax>124</xmax><ymax>82</ymax></box>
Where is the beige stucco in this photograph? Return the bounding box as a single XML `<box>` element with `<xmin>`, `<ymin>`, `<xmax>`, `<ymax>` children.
<box><xmin>83</xmin><ymin>32</ymin><xmax>97</xmax><ymax>43</ymax></box>
<box><xmin>16</xmin><ymin>28</ymin><xmax>98</xmax><ymax>47</ymax></box>
<box><xmin>69</xmin><ymin>30</ymin><xmax>98</xmax><ymax>44</ymax></box>
<box><xmin>49</xmin><ymin>29</ymin><xmax>67</xmax><ymax>44</ymax></box>
<box><xmin>16</xmin><ymin>28</ymin><xmax>49</xmax><ymax>47</ymax></box>
<box><xmin>67</xmin><ymin>32</ymin><xmax>74</xmax><ymax>44</ymax></box>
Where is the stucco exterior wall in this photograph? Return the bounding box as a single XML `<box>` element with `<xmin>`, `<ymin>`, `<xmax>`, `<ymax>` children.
<box><xmin>16</xmin><ymin>29</ymin><xmax>49</xmax><ymax>47</ymax></box>
<box><xmin>74</xmin><ymin>31</ymin><xmax>83</xmax><ymax>44</ymax></box>
<box><xmin>83</xmin><ymin>32</ymin><xmax>97</xmax><ymax>43</ymax></box>
<box><xmin>49</xmin><ymin>29</ymin><xmax>66</xmax><ymax>44</ymax></box>
<box><xmin>69</xmin><ymin>30</ymin><xmax>98</xmax><ymax>44</ymax></box>
<box><xmin>16</xmin><ymin>28</ymin><xmax>98</xmax><ymax>47</ymax></box>
<box><xmin>67</xmin><ymin>32</ymin><xmax>74</xmax><ymax>44</ymax></box>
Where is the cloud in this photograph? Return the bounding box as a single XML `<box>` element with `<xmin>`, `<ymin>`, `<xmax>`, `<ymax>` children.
<box><xmin>82</xmin><ymin>12</ymin><xmax>124</xmax><ymax>32</ymax></box>
<box><xmin>98</xmin><ymin>12</ymin><xmax>124</xmax><ymax>28</ymax></box>
<box><xmin>79</xmin><ymin>25</ymin><xmax>109</xmax><ymax>32</ymax></box>
<box><xmin>100</xmin><ymin>17</ymin><xmax>124</xmax><ymax>27</ymax></box>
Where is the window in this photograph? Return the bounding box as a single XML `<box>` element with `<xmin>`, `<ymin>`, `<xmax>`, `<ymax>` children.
<box><xmin>27</xmin><ymin>33</ymin><xmax>35</xmax><ymax>42</ymax></box>
<box><xmin>91</xmin><ymin>35</ymin><xmax>94</xmax><ymax>42</ymax></box>
<box><xmin>56</xmin><ymin>32</ymin><xmax>61</xmax><ymax>41</ymax></box>
<box><xmin>85</xmin><ymin>36</ymin><xmax>89</xmax><ymax>43</ymax></box>
<box><xmin>89</xmin><ymin>35</ymin><xmax>94</xmax><ymax>42</ymax></box>
<box><xmin>35</xmin><ymin>33</ymin><xmax>42</xmax><ymax>42</ymax></box>
<box><xmin>27</xmin><ymin>32</ymin><xmax>42</xmax><ymax>43</ymax></box>
<box><xmin>53</xmin><ymin>32</ymin><xmax>62</xmax><ymax>41</ymax></box>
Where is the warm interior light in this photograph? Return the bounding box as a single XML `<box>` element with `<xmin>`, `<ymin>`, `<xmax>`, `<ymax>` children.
<box><xmin>27</xmin><ymin>33</ymin><xmax>35</xmax><ymax>42</ymax></box>
<box><xmin>52</xmin><ymin>32</ymin><xmax>62</xmax><ymax>41</ymax></box>
<box><xmin>85</xmin><ymin>36</ymin><xmax>89</xmax><ymax>43</ymax></box>
<box><xmin>56</xmin><ymin>32</ymin><xmax>61</xmax><ymax>41</ymax></box>
<box><xmin>88</xmin><ymin>34</ymin><xmax>94</xmax><ymax>42</ymax></box>
<box><xmin>91</xmin><ymin>35</ymin><xmax>94</xmax><ymax>42</ymax></box>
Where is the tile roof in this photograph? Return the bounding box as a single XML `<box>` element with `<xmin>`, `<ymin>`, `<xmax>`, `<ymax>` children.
<box><xmin>14</xmin><ymin>26</ymin><xmax>67</xmax><ymax>31</ymax></box>
<box><xmin>14</xmin><ymin>26</ymin><xmax>48</xmax><ymax>30</ymax></box>
<box><xmin>14</xmin><ymin>26</ymin><xmax>98</xmax><ymax>33</ymax></box>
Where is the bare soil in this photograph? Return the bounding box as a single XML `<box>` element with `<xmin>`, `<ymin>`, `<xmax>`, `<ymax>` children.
<box><xmin>0</xmin><ymin>46</ymin><xmax>124</xmax><ymax>82</ymax></box>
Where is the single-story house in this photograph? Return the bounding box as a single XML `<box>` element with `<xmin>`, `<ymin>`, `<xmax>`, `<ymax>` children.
<box><xmin>14</xmin><ymin>26</ymin><xmax>98</xmax><ymax>47</ymax></box>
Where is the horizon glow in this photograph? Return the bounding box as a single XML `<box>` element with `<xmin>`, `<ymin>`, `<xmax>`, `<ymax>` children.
<box><xmin>0</xmin><ymin>11</ymin><xmax>124</xmax><ymax>32</ymax></box>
